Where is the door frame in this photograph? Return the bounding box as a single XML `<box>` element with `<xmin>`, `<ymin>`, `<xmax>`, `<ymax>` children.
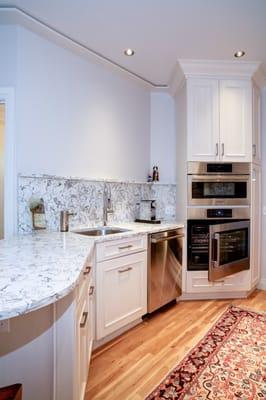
<box><xmin>0</xmin><ymin>87</ymin><xmax>16</xmax><ymax>237</ymax></box>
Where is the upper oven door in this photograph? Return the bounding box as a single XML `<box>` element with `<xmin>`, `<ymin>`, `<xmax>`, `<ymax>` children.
<box><xmin>208</xmin><ymin>220</ymin><xmax>250</xmax><ymax>281</ymax></box>
<box><xmin>188</xmin><ymin>175</ymin><xmax>250</xmax><ymax>206</ymax></box>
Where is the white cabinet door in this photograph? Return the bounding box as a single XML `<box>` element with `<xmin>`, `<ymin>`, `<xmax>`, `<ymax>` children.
<box><xmin>251</xmin><ymin>165</ymin><xmax>261</xmax><ymax>288</ymax></box>
<box><xmin>76</xmin><ymin>292</ymin><xmax>89</xmax><ymax>400</ymax></box>
<box><xmin>252</xmin><ymin>85</ymin><xmax>261</xmax><ymax>165</ymax></box>
<box><xmin>96</xmin><ymin>251</ymin><xmax>147</xmax><ymax>340</ymax></box>
<box><xmin>187</xmin><ymin>79</ymin><xmax>219</xmax><ymax>161</ymax></box>
<box><xmin>220</xmin><ymin>80</ymin><xmax>252</xmax><ymax>162</ymax></box>
<box><xmin>87</xmin><ymin>283</ymin><xmax>95</xmax><ymax>366</ymax></box>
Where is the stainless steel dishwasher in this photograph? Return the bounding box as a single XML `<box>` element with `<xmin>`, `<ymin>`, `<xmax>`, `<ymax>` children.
<box><xmin>148</xmin><ymin>228</ymin><xmax>183</xmax><ymax>313</ymax></box>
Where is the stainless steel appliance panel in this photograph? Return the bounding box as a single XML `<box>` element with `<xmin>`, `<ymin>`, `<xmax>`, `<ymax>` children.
<box><xmin>148</xmin><ymin>229</ymin><xmax>183</xmax><ymax>313</ymax></box>
<box><xmin>209</xmin><ymin>220</ymin><xmax>250</xmax><ymax>281</ymax></box>
<box><xmin>187</xmin><ymin>162</ymin><xmax>250</xmax><ymax>175</ymax></box>
<box><xmin>187</xmin><ymin>207</ymin><xmax>250</xmax><ymax>220</ymax></box>
<box><xmin>188</xmin><ymin>174</ymin><xmax>250</xmax><ymax>206</ymax></box>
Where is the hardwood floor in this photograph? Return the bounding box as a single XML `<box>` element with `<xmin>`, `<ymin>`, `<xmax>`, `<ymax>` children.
<box><xmin>85</xmin><ymin>290</ymin><xmax>266</xmax><ymax>400</ymax></box>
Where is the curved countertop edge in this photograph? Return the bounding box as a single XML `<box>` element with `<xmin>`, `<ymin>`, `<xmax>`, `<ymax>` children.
<box><xmin>0</xmin><ymin>222</ymin><xmax>184</xmax><ymax>321</ymax></box>
<box><xmin>0</xmin><ymin>279</ymin><xmax>83</xmax><ymax>321</ymax></box>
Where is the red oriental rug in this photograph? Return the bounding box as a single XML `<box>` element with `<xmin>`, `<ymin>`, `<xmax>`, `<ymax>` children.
<box><xmin>146</xmin><ymin>305</ymin><xmax>266</xmax><ymax>400</ymax></box>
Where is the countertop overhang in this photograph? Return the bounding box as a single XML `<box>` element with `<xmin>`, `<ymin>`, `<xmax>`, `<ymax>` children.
<box><xmin>0</xmin><ymin>222</ymin><xmax>184</xmax><ymax>320</ymax></box>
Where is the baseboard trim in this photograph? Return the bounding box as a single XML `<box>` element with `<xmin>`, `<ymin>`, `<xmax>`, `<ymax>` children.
<box><xmin>258</xmin><ymin>278</ymin><xmax>266</xmax><ymax>290</ymax></box>
<box><xmin>180</xmin><ymin>291</ymin><xmax>249</xmax><ymax>300</ymax></box>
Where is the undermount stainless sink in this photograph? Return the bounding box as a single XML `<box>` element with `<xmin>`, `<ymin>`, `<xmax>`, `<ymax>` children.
<box><xmin>73</xmin><ymin>227</ymin><xmax>131</xmax><ymax>237</ymax></box>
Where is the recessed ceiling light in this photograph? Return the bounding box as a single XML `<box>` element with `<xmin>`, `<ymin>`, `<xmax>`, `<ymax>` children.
<box><xmin>234</xmin><ymin>50</ymin><xmax>245</xmax><ymax>58</ymax></box>
<box><xmin>124</xmin><ymin>48</ymin><xmax>135</xmax><ymax>56</ymax></box>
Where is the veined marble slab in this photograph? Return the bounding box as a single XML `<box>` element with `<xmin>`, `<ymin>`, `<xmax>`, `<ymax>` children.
<box><xmin>0</xmin><ymin>222</ymin><xmax>184</xmax><ymax>321</ymax></box>
<box><xmin>18</xmin><ymin>175</ymin><xmax>177</xmax><ymax>233</ymax></box>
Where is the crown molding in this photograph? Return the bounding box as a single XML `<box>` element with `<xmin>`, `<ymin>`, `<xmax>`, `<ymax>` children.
<box><xmin>178</xmin><ymin>59</ymin><xmax>262</xmax><ymax>78</ymax></box>
<box><xmin>167</xmin><ymin>62</ymin><xmax>186</xmax><ymax>96</ymax></box>
<box><xmin>169</xmin><ymin>59</ymin><xmax>266</xmax><ymax>94</ymax></box>
<box><xmin>252</xmin><ymin>63</ymin><xmax>266</xmax><ymax>89</ymax></box>
<box><xmin>0</xmin><ymin>6</ymin><xmax>169</xmax><ymax>91</ymax></box>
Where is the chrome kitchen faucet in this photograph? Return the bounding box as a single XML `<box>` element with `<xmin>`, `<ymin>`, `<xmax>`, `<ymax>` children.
<box><xmin>103</xmin><ymin>184</ymin><xmax>113</xmax><ymax>226</ymax></box>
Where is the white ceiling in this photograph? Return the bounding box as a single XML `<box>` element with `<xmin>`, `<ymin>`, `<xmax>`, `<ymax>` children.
<box><xmin>1</xmin><ymin>0</ymin><xmax>266</xmax><ymax>85</ymax></box>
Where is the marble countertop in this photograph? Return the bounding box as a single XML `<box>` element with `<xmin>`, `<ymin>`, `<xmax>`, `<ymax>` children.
<box><xmin>0</xmin><ymin>221</ymin><xmax>184</xmax><ymax>321</ymax></box>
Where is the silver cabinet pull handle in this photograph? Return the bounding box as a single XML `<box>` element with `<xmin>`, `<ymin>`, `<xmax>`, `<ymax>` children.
<box><xmin>118</xmin><ymin>244</ymin><xmax>133</xmax><ymax>250</ymax></box>
<box><xmin>80</xmin><ymin>311</ymin><xmax>88</xmax><ymax>328</ymax></box>
<box><xmin>215</xmin><ymin>143</ymin><xmax>218</xmax><ymax>156</ymax></box>
<box><xmin>83</xmin><ymin>266</ymin><xmax>91</xmax><ymax>275</ymax></box>
<box><xmin>118</xmin><ymin>267</ymin><xmax>132</xmax><ymax>273</ymax></box>
<box><xmin>89</xmin><ymin>286</ymin><xmax>94</xmax><ymax>296</ymax></box>
<box><xmin>221</xmin><ymin>143</ymin><xmax>225</xmax><ymax>156</ymax></box>
<box><xmin>252</xmin><ymin>144</ymin><xmax>256</xmax><ymax>157</ymax></box>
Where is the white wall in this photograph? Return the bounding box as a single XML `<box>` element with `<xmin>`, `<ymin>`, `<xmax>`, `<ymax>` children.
<box><xmin>150</xmin><ymin>92</ymin><xmax>176</xmax><ymax>183</ymax></box>
<box><xmin>0</xmin><ymin>25</ymin><xmax>17</xmax><ymax>86</ymax></box>
<box><xmin>260</xmin><ymin>87</ymin><xmax>266</xmax><ymax>285</ymax></box>
<box><xmin>4</xmin><ymin>26</ymin><xmax>151</xmax><ymax>182</ymax></box>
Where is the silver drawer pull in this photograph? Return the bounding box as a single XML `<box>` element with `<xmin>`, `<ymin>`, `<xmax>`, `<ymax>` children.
<box><xmin>80</xmin><ymin>311</ymin><xmax>88</xmax><ymax>328</ymax></box>
<box><xmin>118</xmin><ymin>267</ymin><xmax>132</xmax><ymax>273</ymax></box>
<box><xmin>89</xmin><ymin>286</ymin><xmax>94</xmax><ymax>296</ymax></box>
<box><xmin>83</xmin><ymin>266</ymin><xmax>91</xmax><ymax>275</ymax></box>
<box><xmin>118</xmin><ymin>244</ymin><xmax>133</xmax><ymax>250</ymax></box>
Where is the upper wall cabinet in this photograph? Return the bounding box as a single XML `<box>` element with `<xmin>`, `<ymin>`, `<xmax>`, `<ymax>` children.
<box><xmin>187</xmin><ymin>78</ymin><xmax>252</xmax><ymax>162</ymax></box>
<box><xmin>187</xmin><ymin>79</ymin><xmax>219</xmax><ymax>161</ymax></box>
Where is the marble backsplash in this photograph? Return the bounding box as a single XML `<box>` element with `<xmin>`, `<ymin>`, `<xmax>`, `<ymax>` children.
<box><xmin>18</xmin><ymin>175</ymin><xmax>177</xmax><ymax>233</ymax></box>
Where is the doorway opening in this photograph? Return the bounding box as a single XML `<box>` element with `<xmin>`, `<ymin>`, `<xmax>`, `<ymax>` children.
<box><xmin>0</xmin><ymin>102</ymin><xmax>5</xmax><ymax>239</ymax></box>
<box><xmin>0</xmin><ymin>87</ymin><xmax>16</xmax><ymax>238</ymax></box>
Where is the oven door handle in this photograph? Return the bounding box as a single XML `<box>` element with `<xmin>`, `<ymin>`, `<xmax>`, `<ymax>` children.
<box><xmin>211</xmin><ymin>235</ymin><xmax>220</xmax><ymax>267</ymax></box>
<box><xmin>151</xmin><ymin>234</ymin><xmax>184</xmax><ymax>244</ymax></box>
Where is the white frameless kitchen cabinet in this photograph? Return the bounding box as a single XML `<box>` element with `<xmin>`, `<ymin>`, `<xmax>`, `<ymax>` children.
<box><xmin>187</xmin><ymin>78</ymin><xmax>252</xmax><ymax>162</ymax></box>
<box><xmin>95</xmin><ymin>236</ymin><xmax>147</xmax><ymax>341</ymax></box>
<box><xmin>187</xmin><ymin>78</ymin><xmax>219</xmax><ymax>161</ymax></box>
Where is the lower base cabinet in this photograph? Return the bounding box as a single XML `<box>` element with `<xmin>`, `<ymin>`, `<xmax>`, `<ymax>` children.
<box><xmin>186</xmin><ymin>270</ymin><xmax>251</xmax><ymax>295</ymax></box>
<box><xmin>96</xmin><ymin>251</ymin><xmax>147</xmax><ymax>340</ymax></box>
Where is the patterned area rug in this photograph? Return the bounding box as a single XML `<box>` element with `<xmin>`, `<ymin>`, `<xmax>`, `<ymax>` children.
<box><xmin>146</xmin><ymin>305</ymin><xmax>266</xmax><ymax>400</ymax></box>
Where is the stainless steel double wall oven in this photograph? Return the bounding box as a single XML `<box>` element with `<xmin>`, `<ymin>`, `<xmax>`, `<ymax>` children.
<box><xmin>187</xmin><ymin>162</ymin><xmax>250</xmax><ymax>282</ymax></box>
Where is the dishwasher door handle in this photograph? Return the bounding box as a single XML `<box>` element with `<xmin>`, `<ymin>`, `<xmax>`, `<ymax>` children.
<box><xmin>151</xmin><ymin>234</ymin><xmax>184</xmax><ymax>244</ymax></box>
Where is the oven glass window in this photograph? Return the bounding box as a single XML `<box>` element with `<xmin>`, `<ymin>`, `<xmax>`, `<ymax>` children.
<box><xmin>219</xmin><ymin>228</ymin><xmax>248</xmax><ymax>265</ymax></box>
<box><xmin>192</xmin><ymin>181</ymin><xmax>247</xmax><ymax>199</ymax></box>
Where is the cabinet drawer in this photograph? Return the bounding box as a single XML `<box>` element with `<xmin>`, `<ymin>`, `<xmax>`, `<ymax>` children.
<box><xmin>187</xmin><ymin>270</ymin><xmax>250</xmax><ymax>293</ymax></box>
<box><xmin>96</xmin><ymin>235</ymin><xmax>147</xmax><ymax>262</ymax></box>
<box><xmin>77</xmin><ymin>262</ymin><xmax>92</xmax><ymax>303</ymax></box>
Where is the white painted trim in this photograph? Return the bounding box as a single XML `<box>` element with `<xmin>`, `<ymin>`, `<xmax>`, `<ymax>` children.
<box><xmin>0</xmin><ymin>87</ymin><xmax>16</xmax><ymax>238</ymax></box>
<box><xmin>179</xmin><ymin>59</ymin><xmax>262</xmax><ymax>78</ymax></box>
<box><xmin>180</xmin><ymin>291</ymin><xmax>250</xmax><ymax>300</ymax></box>
<box><xmin>258</xmin><ymin>278</ymin><xmax>266</xmax><ymax>290</ymax></box>
<box><xmin>170</xmin><ymin>60</ymin><xmax>266</xmax><ymax>94</ymax></box>
<box><xmin>252</xmin><ymin>63</ymin><xmax>266</xmax><ymax>89</ymax></box>
<box><xmin>0</xmin><ymin>6</ymin><xmax>168</xmax><ymax>90</ymax></box>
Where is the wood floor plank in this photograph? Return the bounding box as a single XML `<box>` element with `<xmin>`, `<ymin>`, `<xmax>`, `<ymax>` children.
<box><xmin>85</xmin><ymin>289</ymin><xmax>266</xmax><ymax>400</ymax></box>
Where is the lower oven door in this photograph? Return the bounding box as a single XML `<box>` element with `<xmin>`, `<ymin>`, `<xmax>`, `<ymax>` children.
<box><xmin>209</xmin><ymin>220</ymin><xmax>250</xmax><ymax>281</ymax></box>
